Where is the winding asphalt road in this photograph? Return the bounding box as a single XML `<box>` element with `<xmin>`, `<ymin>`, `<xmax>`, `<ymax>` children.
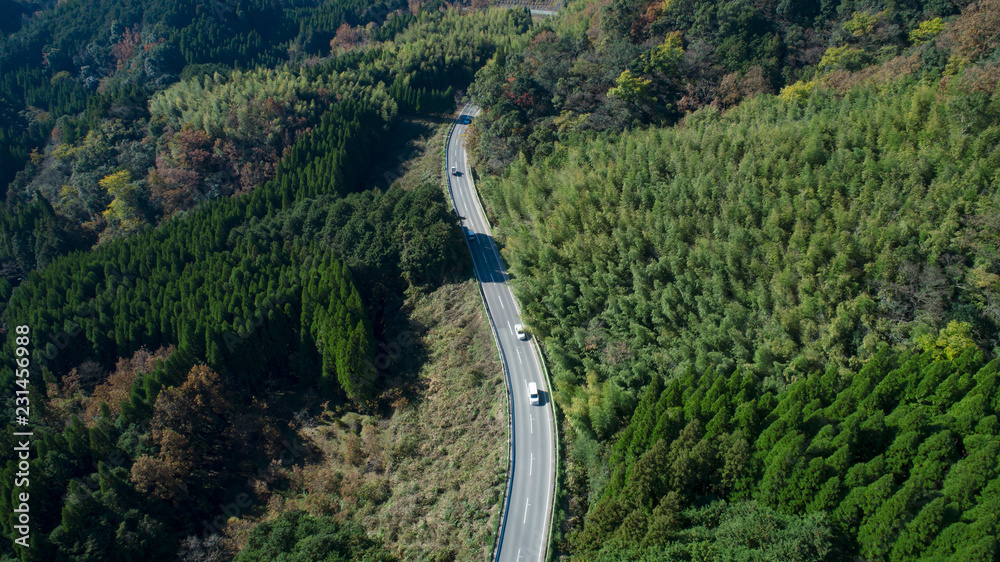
<box><xmin>446</xmin><ymin>104</ymin><xmax>556</xmax><ymax>562</ymax></box>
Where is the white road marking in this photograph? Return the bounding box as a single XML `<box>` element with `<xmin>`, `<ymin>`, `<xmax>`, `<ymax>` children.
<box><xmin>530</xmin><ymin>414</ymin><xmax>533</xmax><ymax>435</ymax></box>
<box><xmin>537</xmin><ymin>443</ymin><xmax>551</xmax><ymax>562</ymax></box>
<box><xmin>451</xmin><ymin>105</ymin><xmax>553</xmax><ymax>562</ymax></box>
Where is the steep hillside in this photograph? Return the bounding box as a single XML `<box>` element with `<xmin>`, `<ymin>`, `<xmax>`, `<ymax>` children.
<box><xmin>468</xmin><ymin>0</ymin><xmax>989</xmax><ymax>172</ymax></box>
<box><xmin>248</xmin><ymin>279</ymin><xmax>507</xmax><ymax>560</ymax></box>
<box><xmin>1</xmin><ymin>3</ymin><xmax>529</xmax><ymax>278</ymax></box>
<box><xmin>467</xmin><ymin>0</ymin><xmax>1000</xmax><ymax>559</ymax></box>
<box><xmin>0</xmin><ymin>5</ymin><xmax>534</xmax><ymax>560</ymax></box>
<box><xmin>578</xmin><ymin>339</ymin><xmax>1000</xmax><ymax>560</ymax></box>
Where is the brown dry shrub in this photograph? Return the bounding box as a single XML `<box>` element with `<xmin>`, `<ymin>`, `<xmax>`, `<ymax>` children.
<box><xmin>820</xmin><ymin>52</ymin><xmax>922</xmax><ymax>93</ymax></box>
<box><xmin>949</xmin><ymin>0</ymin><xmax>1000</xmax><ymax>61</ymax></box>
<box><xmin>343</xmin><ymin>432</ymin><xmax>363</xmax><ymax>466</ymax></box>
<box><xmin>85</xmin><ymin>346</ymin><xmax>174</xmax><ymax>425</ymax></box>
<box><xmin>222</xmin><ymin>516</ymin><xmax>256</xmax><ymax>556</ymax></box>
<box><xmin>714</xmin><ymin>66</ymin><xmax>775</xmax><ymax>109</ymax></box>
<box><xmin>952</xmin><ymin>61</ymin><xmax>1000</xmax><ymax>94</ymax></box>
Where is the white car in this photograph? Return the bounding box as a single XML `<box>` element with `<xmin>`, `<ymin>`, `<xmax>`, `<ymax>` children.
<box><xmin>528</xmin><ymin>382</ymin><xmax>539</xmax><ymax>405</ymax></box>
<box><xmin>515</xmin><ymin>324</ymin><xmax>527</xmax><ymax>340</ymax></box>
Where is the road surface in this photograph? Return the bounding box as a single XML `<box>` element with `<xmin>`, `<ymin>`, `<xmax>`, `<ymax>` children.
<box><xmin>446</xmin><ymin>104</ymin><xmax>556</xmax><ymax>562</ymax></box>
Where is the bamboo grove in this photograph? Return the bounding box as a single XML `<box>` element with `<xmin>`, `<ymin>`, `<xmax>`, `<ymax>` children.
<box><xmin>467</xmin><ymin>0</ymin><xmax>1000</xmax><ymax>559</ymax></box>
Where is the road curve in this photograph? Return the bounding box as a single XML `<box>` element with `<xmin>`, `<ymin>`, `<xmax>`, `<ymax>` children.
<box><xmin>446</xmin><ymin>104</ymin><xmax>556</xmax><ymax>562</ymax></box>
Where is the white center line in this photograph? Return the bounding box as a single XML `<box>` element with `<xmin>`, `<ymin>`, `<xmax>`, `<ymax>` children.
<box><xmin>452</xmin><ymin>110</ymin><xmax>553</xmax><ymax>562</ymax></box>
<box><xmin>530</xmin><ymin>414</ymin><xmax>533</xmax><ymax>434</ymax></box>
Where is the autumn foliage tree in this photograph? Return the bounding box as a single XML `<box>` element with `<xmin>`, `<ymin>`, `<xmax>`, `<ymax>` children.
<box><xmin>130</xmin><ymin>365</ymin><xmax>234</xmax><ymax>511</ymax></box>
<box><xmin>99</xmin><ymin>170</ymin><xmax>147</xmax><ymax>237</ymax></box>
<box><xmin>86</xmin><ymin>346</ymin><xmax>176</xmax><ymax>424</ymax></box>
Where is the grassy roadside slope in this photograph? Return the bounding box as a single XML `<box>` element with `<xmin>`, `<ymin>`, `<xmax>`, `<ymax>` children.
<box><xmin>239</xmin><ymin>278</ymin><xmax>507</xmax><ymax>561</ymax></box>
<box><xmin>233</xmin><ymin>116</ymin><xmax>509</xmax><ymax>560</ymax></box>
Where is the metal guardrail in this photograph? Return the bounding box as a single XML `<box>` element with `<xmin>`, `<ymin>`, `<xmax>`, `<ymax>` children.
<box><xmin>446</xmin><ymin>103</ymin><xmax>560</xmax><ymax>562</ymax></box>
<box><xmin>461</xmin><ymin>140</ymin><xmax>559</xmax><ymax>562</ymax></box>
<box><xmin>443</xmin><ymin>112</ymin><xmax>515</xmax><ymax>562</ymax></box>
<box><xmin>535</xmin><ymin>340</ymin><xmax>558</xmax><ymax>562</ymax></box>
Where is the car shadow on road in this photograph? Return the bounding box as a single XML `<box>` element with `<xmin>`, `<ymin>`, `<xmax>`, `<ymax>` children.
<box><xmin>462</xmin><ymin>232</ymin><xmax>512</xmax><ymax>284</ymax></box>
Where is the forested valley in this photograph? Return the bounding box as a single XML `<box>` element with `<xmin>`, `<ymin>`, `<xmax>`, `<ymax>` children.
<box><xmin>465</xmin><ymin>0</ymin><xmax>1000</xmax><ymax>559</ymax></box>
<box><xmin>1</xmin><ymin>1</ymin><xmax>533</xmax><ymax>559</ymax></box>
<box><xmin>3</xmin><ymin>0</ymin><xmax>1000</xmax><ymax>559</ymax></box>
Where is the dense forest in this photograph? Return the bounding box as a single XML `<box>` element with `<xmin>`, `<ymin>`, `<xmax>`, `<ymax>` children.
<box><xmin>0</xmin><ymin>1</ymin><xmax>534</xmax><ymax>560</ymax></box>
<box><xmin>0</xmin><ymin>96</ymin><xmax>446</xmax><ymax>560</ymax></box>
<box><xmin>0</xmin><ymin>0</ymin><xmax>414</xmax><ymax>190</ymax></box>
<box><xmin>467</xmin><ymin>0</ymin><xmax>1000</xmax><ymax>559</ymax></box>
<box><xmin>580</xmin><ymin>341</ymin><xmax>1000</xmax><ymax>560</ymax></box>
<box><xmin>1</xmin><ymin>1</ymin><xmax>529</xmax><ymax>278</ymax></box>
<box><xmin>481</xmin><ymin>76</ymin><xmax>1000</xmax><ymax>435</ymax></box>
<box><xmin>468</xmin><ymin>0</ymin><xmax>977</xmax><ymax>172</ymax></box>
<box><xmin>3</xmin><ymin>0</ymin><xmax>1000</xmax><ymax>558</ymax></box>
<box><xmin>234</xmin><ymin>511</ymin><xmax>397</xmax><ymax>561</ymax></box>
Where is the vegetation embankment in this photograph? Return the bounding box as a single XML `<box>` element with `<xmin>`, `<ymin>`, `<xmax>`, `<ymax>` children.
<box><xmin>253</xmin><ymin>279</ymin><xmax>507</xmax><ymax>561</ymax></box>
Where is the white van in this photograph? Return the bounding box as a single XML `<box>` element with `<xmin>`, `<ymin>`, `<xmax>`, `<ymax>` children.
<box><xmin>528</xmin><ymin>382</ymin><xmax>539</xmax><ymax>405</ymax></box>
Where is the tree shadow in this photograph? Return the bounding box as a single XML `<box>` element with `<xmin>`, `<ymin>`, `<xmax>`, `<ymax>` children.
<box><xmin>361</xmin><ymin>118</ymin><xmax>439</xmax><ymax>191</ymax></box>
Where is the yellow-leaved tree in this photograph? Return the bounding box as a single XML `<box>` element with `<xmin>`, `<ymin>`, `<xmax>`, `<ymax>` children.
<box><xmin>910</xmin><ymin>18</ymin><xmax>945</xmax><ymax>45</ymax></box>
<box><xmin>644</xmin><ymin>32</ymin><xmax>684</xmax><ymax>75</ymax></box>
<box><xmin>917</xmin><ymin>321</ymin><xmax>978</xmax><ymax>361</ymax></box>
<box><xmin>608</xmin><ymin>70</ymin><xmax>653</xmax><ymax>105</ymax></box>
<box><xmin>100</xmin><ymin>170</ymin><xmax>146</xmax><ymax>236</ymax></box>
